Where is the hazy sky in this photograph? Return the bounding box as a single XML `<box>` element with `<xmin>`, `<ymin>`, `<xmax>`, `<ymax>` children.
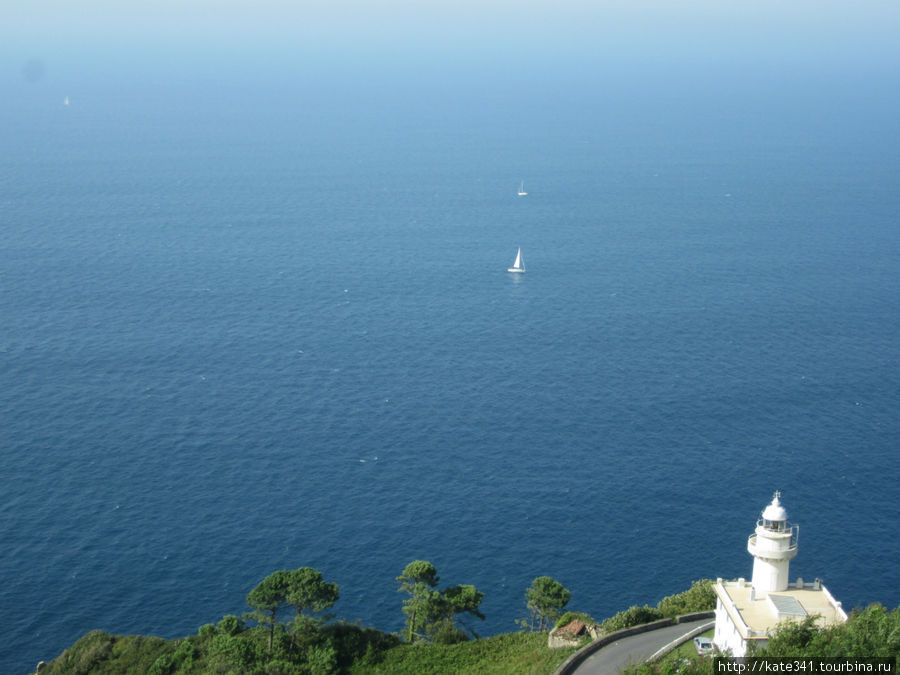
<box><xmin>6</xmin><ymin>1</ymin><xmax>899</xmax><ymax>58</ymax></box>
<box><xmin>5</xmin><ymin>1</ymin><xmax>899</xmax><ymax>90</ymax></box>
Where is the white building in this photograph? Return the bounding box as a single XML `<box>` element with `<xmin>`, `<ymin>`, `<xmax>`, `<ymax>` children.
<box><xmin>713</xmin><ymin>492</ymin><xmax>847</xmax><ymax>656</ymax></box>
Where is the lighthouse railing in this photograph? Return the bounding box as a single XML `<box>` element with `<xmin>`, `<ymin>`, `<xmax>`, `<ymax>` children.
<box><xmin>747</xmin><ymin>531</ymin><xmax>799</xmax><ymax>554</ymax></box>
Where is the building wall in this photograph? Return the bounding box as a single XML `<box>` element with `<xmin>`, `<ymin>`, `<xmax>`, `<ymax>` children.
<box><xmin>714</xmin><ymin>598</ymin><xmax>753</xmax><ymax>657</ymax></box>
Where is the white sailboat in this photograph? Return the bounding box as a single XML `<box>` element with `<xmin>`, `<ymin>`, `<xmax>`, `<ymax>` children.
<box><xmin>517</xmin><ymin>181</ymin><xmax>528</xmax><ymax>196</ymax></box>
<box><xmin>507</xmin><ymin>247</ymin><xmax>525</xmax><ymax>273</ymax></box>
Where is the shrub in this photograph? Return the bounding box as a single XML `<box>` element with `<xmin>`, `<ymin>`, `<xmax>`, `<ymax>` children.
<box><xmin>601</xmin><ymin>605</ymin><xmax>665</xmax><ymax>633</ymax></box>
<box><xmin>217</xmin><ymin>613</ymin><xmax>246</xmax><ymax>636</ymax></box>
<box><xmin>657</xmin><ymin>580</ymin><xmax>716</xmax><ymax>617</ymax></box>
<box><xmin>65</xmin><ymin>631</ymin><xmax>115</xmax><ymax>673</ymax></box>
<box><xmin>430</xmin><ymin>620</ymin><xmax>470</xmax><ymax>645</ymax></box>
<box><xmin>307</xmin><ymin>643</ymin><xmax>338</xmax><ymax>674</ymax></box>
<box><xmin>262</xmin><ymin>658</ymin><xmax>298</xmax><ymax>674</ymax></box>
<box><xmin>147</xmin><ymin>653</ymin><xmax>174</xmax><ymax>675</ymax></box>
<box><xmin>321</xmin><ymin>621</ymin><xmax>400</xmax><ymax>669</ymax></box>
<box><xmin>207</xmin><ymin>632</ymin><xmax>265</xmax><ymax>671</ymax></box>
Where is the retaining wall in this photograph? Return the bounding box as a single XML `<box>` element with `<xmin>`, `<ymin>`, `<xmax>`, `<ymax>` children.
<box><xmin>554</xmin><ymin>611</ymin><xmax>715</xmax><ymax>675</ymax></box>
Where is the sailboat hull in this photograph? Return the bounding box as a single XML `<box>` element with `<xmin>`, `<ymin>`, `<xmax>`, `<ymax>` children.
<box><xmin>507</xmin><ymin>268</ymin><xmax>525</xmax><ymax>273</ymax></box>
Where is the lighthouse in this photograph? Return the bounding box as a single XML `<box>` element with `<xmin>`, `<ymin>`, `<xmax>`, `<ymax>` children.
<box><xmin>712</xmin><ymin>492</ymin><xmax>846</xmax><ymax>656</ymax></box>
<box><xmin>748</xmin><ymin>491</ymin><xmax>798</xmax><ymax>594</ymax></box>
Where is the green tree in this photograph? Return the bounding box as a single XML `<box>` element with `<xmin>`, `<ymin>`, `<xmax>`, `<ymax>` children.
<box><xmin>397</xmin><ymin>560</ymin><xmax>442</xmax><ymax>642</ymax></box>
<box><xmin>397</xmin><ymin>561</ymin><xmax>485</xmax><ymax>643</ymax></box>
<box><xmin>246</xmin><ymin>567</ymin><xmax>339</xmax><ymax>652</ymax></box>
<box><xmin>246</xmin><ymin>569</ymin><xmax>296</xmax><ymax>651</ymax></box>
<box><xmin>524</xmin><ymin>576</ymin><xmax>572</xmax><ymax>631</ymax></box>
<box><xmin>286</xmin><ymin>567</ymin><xmax>340</xmax><ymax>619</ymax></box>
<box><xmin>444</xmin><ymin>584</ymin><xmax>486</xmax><ymax>639</ymax></box>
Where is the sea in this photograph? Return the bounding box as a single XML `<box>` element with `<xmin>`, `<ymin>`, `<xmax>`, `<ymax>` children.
<box><xmin>2</xmin><ymin>55</ymin><xmax>899</xmax><ymax>673</ymax></box>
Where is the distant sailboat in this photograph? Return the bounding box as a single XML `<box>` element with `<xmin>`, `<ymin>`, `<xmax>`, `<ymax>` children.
<box><xmin>63</xmin><ymin>96</ymin><xmax>69</xmax><ymax>106</ymax></box>
<box><xmin>507</xmin><ymin>247</ymin><xmax>525</xmax><ymax>273</ymax></box>
<box><xmin>517</xmin><ymin>181</ymin><xmax>527</xmax><ymax>196</ymax></box>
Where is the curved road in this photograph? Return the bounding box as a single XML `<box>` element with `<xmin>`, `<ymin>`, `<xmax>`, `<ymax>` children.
<box><xmin>572</xmin><ymin>621</ymin><xmax>712</xmax><ymax>675</ymax></box>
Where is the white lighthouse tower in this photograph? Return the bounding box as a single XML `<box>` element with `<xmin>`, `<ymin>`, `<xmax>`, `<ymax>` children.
<box><xmin>713</xmin><ymin>492</ymin><xmax>846</xmax><ymax>656</ymax></box>
<box><xmin>748</xmin><ymin>491</ymin><xmax>798</xmax><ymax>594</ymax></box>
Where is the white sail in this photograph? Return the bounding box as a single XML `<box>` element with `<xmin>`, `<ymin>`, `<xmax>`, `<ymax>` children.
<box><xmin>507</xmin><ymin>247</ymin><xmax>525</xmax><ymax>273</ymax></box>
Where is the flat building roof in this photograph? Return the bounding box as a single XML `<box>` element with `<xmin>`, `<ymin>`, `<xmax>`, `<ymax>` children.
<box><xmin>715</xmin><ymin>579</ymin><xmax>846</xmax><ymax>640</ymax></box>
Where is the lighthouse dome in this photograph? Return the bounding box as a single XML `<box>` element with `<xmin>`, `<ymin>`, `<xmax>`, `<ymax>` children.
<box><xmin>762</xmin><ymin>492</ymin><xmax>788</xmax><ymax>521</ymax></box>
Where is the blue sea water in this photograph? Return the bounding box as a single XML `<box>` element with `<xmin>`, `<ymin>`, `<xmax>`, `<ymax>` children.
<box><xmin>2</xmin><ymin>62</ymin><xmax>899</xmax><ymax>673</ymax></box>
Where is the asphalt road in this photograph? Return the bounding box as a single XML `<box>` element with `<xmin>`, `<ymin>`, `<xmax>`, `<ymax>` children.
<box><xmin>572</xmin><ymin>621</ymin><xmax>711</xmax><ymax>675</ymax></box>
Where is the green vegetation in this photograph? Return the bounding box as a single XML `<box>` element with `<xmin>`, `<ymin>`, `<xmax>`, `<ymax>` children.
<box><xmin>600</xmin><ymin>579</ymin><xmax>717</xmax><ymax>634</ymax></box>
<box><xmin>656</xmin><ymin>580</ymin><xmax>716</xmax><ymax>618</ymax></box>
<box><xmin>758</xmin><ymin>603</ymin><xmax>900</xmax><ymax>658</ymax></box>
<box><xmin>39</xmin><ymin>627</ymin><xmax>577</xmax><ymax>675</ymax></box>
<box><xmin>38</xmin><ymin>631</ymin><xmax>172</xmax><ymax>674</ymax></box>
<box><xmin>521</xmin><ymin>576</ymin><xmax>573</xmax><ymax>632</ymax></box>
<box><xmin>38</xmin><ymin>621</ymin><xmax>398</xmax><ymax>675</ymax></box>
<box><xmin>349</xmin><ymin>631</ymin><xmax>579</xmax><ymax>674</ymax></box>
<box><xmin>396</xmin><ymin>560</ymin><xmax>485</xmax><ymax>644</ymax></box>
<box><xmin>600</xmin><ymin>605</ymin><xmax>666</xmax><ymax>633</ymax></box>
<box><xmin>37</xmin><ymin>571</ymin><xmax>895</xmax><ymax>675</ymax></box>
<box><xmin>245</xmin><ymin>567</ymin><xmax>340</xmax><ymax>652</ymax></box>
